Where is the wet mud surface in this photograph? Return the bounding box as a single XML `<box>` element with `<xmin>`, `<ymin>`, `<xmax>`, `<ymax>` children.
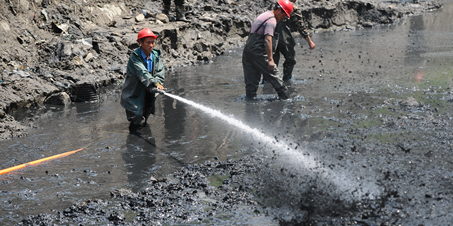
<box><xmin>2</xmin><ymin>0</ymin><xmax>453</xmax><ymax>225</ymax></box>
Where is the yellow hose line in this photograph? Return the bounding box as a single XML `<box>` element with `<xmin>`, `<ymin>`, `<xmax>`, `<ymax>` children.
<box><xmin>0</xmin><ymin>148</ymin><xmax>83</xmax><ymax>176</ymax></box>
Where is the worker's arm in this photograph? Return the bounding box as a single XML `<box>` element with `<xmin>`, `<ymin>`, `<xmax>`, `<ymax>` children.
<box><xmin>264</xmin><ymin>34</ymin><xmax>275</xmax><ymax>71</ymax></box>
<box><xmin>290</xmin><ymin>6</ymin><xmax>315</xmax><ymax>50</ymax></box>
<box><xmin>305</xmin><ymin>35</ymin><xmax>315</xmax><ymax>50</ymax></box>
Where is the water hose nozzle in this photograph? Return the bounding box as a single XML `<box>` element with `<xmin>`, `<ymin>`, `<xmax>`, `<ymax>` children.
<box><xmin>152</xmin><ymin>87</ymin><xmax>173</xmax><ymax>94</ymax></box>
<box><xmin>151</xmin><ymin>87</ymin><xmax>164</xmax><ymax>94</ymax></box>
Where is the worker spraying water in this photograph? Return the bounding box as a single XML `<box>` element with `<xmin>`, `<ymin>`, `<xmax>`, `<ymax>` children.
<box><xmin>120</xmin><ymin>28</ymin><xmax>166</xmax><ymax>133</ymax></box>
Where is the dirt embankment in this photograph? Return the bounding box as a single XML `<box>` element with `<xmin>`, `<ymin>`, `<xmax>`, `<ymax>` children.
<box><xmin>0</xmin><ymin>0</ymin><xmax>442</xmax><ymax>140</ymax></box>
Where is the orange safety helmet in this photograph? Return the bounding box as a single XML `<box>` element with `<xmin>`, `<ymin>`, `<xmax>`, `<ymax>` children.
<box><xmin>278</xmin><ymin>0</ymin><xmax>293</xmax><ymax>18</ymax></box>
<box><xmin>137</xmin><ymin>28</ymin><xmax>157</xmax><ymax>42</ymax></box>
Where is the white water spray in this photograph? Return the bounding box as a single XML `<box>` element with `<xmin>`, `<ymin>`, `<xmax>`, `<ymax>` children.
<box><xmin>163</xmin><ymin>92</ymin><xmax>381</xmax><ymax>201</ymax></box>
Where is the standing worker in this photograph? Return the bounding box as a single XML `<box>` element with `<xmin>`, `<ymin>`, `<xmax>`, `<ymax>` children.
<box><xmin>121</xmin><ymin>28</ymin><xmax>165</xmax><ymax>132</ymax></box>
<box><xmin>242</xmin><ymin>0</ymin><xmax>293</xmax><ymax>100</ymax></box>
<box><xmin>274</xmin><ymin>0</ymin><xmax>315</xmax><ymax>82</ymax></box>
<box><xmin>162</xmin><ymin>0</ymin><xmax>189</xmax><ymax>22</ymax></box>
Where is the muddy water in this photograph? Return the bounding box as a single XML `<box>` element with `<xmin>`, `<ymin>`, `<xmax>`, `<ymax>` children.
<box><xmin>2</xmin><ymin>1</ymin><xmax>453</xmax><ymax>224</ymax></box>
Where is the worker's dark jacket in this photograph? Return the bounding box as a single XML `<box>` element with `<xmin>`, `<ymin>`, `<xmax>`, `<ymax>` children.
<box><xmin>269</xmin><ymin>3</ymin><xmax>310</xmax><ymax>46</ymax></box>
<box><xmin>285</xmin><ymin>4</ymin><xmax>309</xmax><ymax>38</ymax></box>
<box><xmin>120</xmin><ymin>48</ymin><xmax>165</xmax><ymax>116</ymax></box>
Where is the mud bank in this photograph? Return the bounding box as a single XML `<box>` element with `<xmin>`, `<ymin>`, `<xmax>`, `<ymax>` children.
<box><xmin>0</xmin><ymin>0</ymin><xmax>442</xmax><ymax>139</ymax></box>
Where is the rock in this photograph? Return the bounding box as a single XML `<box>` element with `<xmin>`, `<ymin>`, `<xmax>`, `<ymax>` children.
<box><xmin>110</xmin><ymin>189</ymin><xmax>133</xmax><ymax>198</ymax></box>
<box><xmin>107</xmin><ymin>20</ymin><xmax>117</xmax><ymax>27</ymax></box>
<box><xmin>400</xmin><ymin>97</ymin><xmax>419</xmax><ymax>108</ymax></box>
<box><xmin>171</xmin><ymin>49</ymin><xmax>179</xmax><ymax>58</ymax></box>
<box><xmin>198</xmin><ymin>51</ymin><xmax>212</xmax><ymax>61</ymax></box>
<box><xmin>0</xmin><ymin>21</ymin><xmax>10</xmax><ymax>32</ymax></box>
<box><xmin>44</xmin><ymin>92</ymin><xmax>71</xmax><ymax>106</ymax></box>
<box><xmin>135</xmin><ymin>13</ymin><xmax>145</xmax><ymax>22</ymax></box>
<box><xmin>156</xmin><ymin>13</ymin><xmax>169</xmax><ymax>23</ymax></box>
<box><xmin>73</xmin><ymin>56</ymin><xmax>83</xmax><ymax>66</ymax></box>
<box><xmin>85</xmin><ymin>52</ymin><xmax>94</xmax><ymax>62</ymax></box>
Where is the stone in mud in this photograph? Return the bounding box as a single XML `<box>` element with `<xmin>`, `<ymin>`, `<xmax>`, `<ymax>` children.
<box><xmin>135</xmin><ymin>13</ymin><xmax>145</xmax><ymax>22</ymax></box>
<box><xmin>400</xmin><ymin>96</ymin><xmax>419</xmax><ymax>108</ymax></box>
<box><xmin>396</xmin><ymin>142</ymin><xmax>411</xmax><ymax>153</ymax></box>
<box><xmin>171</xmin><ymin>49</ymin><xmax>179</xmax><ymax>58</ymax></box>
<box><xmin>85</xmin><ymin>52</ymin><xmax>95</xmax><ymax>62</ymax></box>
<box><xmin>73</xmin><ymin>56</ymin><xmax>83</xmax><ymax>66</ymax></box>
<box><xmin>108</xmin><ymin>211</ymin><xmax>126</xmax><ymax>223</ymax></box>
<box><xmin>156</xmin><ymin>13</ymin><xmax>169</xmax><ymax>23</ymax></box>
<box><xmin>110</xmin><ymin>188</ymin><xmax>134</xmax><ymax>198</ymax></box>
<box><xmin>198</xmin><ymin>51</ymin><xmax>212</xmax><ymax>61</ymax></box>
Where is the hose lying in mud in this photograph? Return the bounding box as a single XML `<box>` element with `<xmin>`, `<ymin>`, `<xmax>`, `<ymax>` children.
<box><xmin>0</xmin><ymin>148</ymin><xmax>84</xmax><ymax>176</ymax></box>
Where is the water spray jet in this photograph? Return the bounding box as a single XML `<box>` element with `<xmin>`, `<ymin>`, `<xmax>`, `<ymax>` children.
<box><xmin>155</xmin><ymin>88</ymin><xmax>381</xmax><ymax>202</ymax></box>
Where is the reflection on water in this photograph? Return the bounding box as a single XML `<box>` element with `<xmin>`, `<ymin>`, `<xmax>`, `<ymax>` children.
<box><xmin>406</xmin><ymin>15</ymin><xmax>428</xmax><ymax>82</ymax></box>
<box><xmin>123</xmin><ymin>129</ymin><xmax>157</xmax><ymax>193</ymax></box>
<box><xmin>162</xmin><ymin>92</ymin><xmax>187</xmax><ymax>143</ymax></box>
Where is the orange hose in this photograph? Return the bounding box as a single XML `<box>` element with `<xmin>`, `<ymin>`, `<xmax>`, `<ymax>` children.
<box><xmin>0</xmin><ymin>148</ymin><xmax>83</xmax><ymax>176</ymax></box>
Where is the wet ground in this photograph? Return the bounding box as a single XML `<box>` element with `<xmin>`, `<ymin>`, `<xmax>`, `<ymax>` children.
<box><xmin>2</xmin><ymin>1</ymin><xmax>453</xmax><ymax>225</ymax></box>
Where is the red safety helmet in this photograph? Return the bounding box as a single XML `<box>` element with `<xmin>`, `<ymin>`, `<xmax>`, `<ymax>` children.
<box><xmin>278</xmin><ymin>0</ymin><xmax>293</xmax><ymax>18</ymax></box>
<box><xmin>137</xmin><ymin>28</ymin><xmax>157</xmax><ymax>42</ymax></box>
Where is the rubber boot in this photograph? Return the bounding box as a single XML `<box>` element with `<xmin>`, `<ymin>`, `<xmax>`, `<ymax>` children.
<box><xmin>163</xmin><ymin>4</ymin><xmax>171</xmax><ymax>15</ymax></box>
<box><xmin>246</xmin><ymin>91</ymin><xmax>257</xmax><ymax>101</ymax></box>
<box><xmin>277</xmin><ymin>90</ymin><xmax>288</xmax><ymax>100</ymax></box>
<box><xmin>282</xmin><ymin>65</ymin><xmax>293</xmax><ymax>82</ymax></box>
<box><xmin>282</xmin><ymin>74</ymin><xmax>292</xmax><ymax>82</ymax></box>
<box><xmin>129</xmin><ymin>122</ymin><xmax>142</xmax><ymax>134</ymax></box>
<box><xmin>176</xmin><ymin>5</ymin><xmax>190</xmax><ymax>22</ymax></box>
<box><xmin>277</xmin><ymin>86</ymin><xmax>289</xmax><ymax>100</ymax></box>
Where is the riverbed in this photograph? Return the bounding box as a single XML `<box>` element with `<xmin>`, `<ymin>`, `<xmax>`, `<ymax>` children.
<box><xmin>2</xmin><ymin>1</ymin><xmax>453</xmax><ymax>224</ymax></box>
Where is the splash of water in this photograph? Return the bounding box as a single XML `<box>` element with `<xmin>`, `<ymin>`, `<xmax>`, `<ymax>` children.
<box><xmin>163</xmin><ymin>92</ymin><xmax>381</xmax><ymax>201</ymax></box>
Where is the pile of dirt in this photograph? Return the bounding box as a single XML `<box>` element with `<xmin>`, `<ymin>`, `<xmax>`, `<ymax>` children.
<box><xmin>0</xmin><ymin>0</ymin><xmax>442</xmax><ymax>140</ymax></box>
